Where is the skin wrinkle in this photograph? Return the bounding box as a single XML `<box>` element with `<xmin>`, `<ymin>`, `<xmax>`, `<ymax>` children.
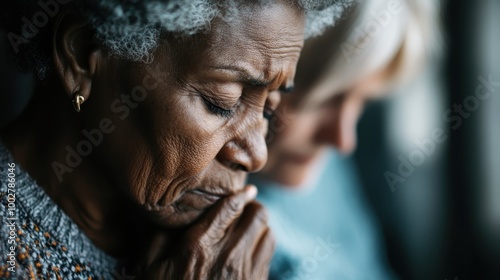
<box><xmin>208</xmin><ymin>65</ymin><xmax>264</xmax><ymax>85</ymax></box>
<box><xmin>136</xmin><ymin>27</ymin><xmax>290</xmax><ymax>221</ymax></box>
<box><xmin>134</xmin><ymin>137</ymin><xmax>163</xmax><ymax>206</ymax></box>
<box><xmin>193</xmin><ymin>83</ymin><xmax>241</xmax><ymax>109</ymax></box>
<box><xmin>148</xmin><ymin>152</ymin><xmax>171</xmax><ymax>207</ymax></box>
<box><xmin>153</xmin><ymin>119</ymin><xmax>199</xmax><ymax>204</ymax></box>
<box><xmin>207</xmin><ymin>13</ymin><xmax>302</xmax><ymax>89</ymax></box>
<box><xmin>157</xmin><ymin>175</ymin><xmax>195</xmax><ymax>213</ymax></box>
<box><xmin>0</xmin><ymin>1</ymin><xmax>366</xmax><ymax>278</ymax></box>
<box><xmin>133</xmin><ymin>146</ymin><xmax>152</xmax><ymax>206</ymax></box>
<box><xmin>2</xmin><ymin>8</ymin><xmax>305</xmax><ymax>277</ymax></box>
<box><xmin>107</xmin><ymin>47</ymin><xmax>205</xmax><ymax>221</ymax></box>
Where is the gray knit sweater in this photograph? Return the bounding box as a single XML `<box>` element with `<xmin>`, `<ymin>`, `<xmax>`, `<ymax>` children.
<box><xmin>0</xmin><ymin>143</ymin><xmax>118</xmax><ymax>279</ymax></box>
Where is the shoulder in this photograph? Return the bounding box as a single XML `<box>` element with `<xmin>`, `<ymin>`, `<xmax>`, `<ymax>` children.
<box><xmin>0</xmin><ymin>149</ymin><xmax>117</xmax><ymax>279</ymax></box>
<box><xmin>0</xmin><ymin>195</ymin><xmax>117</xmax><ymax>279</ymax></box>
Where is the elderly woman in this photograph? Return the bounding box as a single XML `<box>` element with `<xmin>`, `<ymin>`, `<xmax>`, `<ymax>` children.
<box><xmin>251</xmin><ymin>0</ymin><xmax>439</xmax><ymax>279</ymax></box>
<box><xmin>0</xmin><ymin>0</ymin><xmax>352</xmax><ymax>279</ymax></box>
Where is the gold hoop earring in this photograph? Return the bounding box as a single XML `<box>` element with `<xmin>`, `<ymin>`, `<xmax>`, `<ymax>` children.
<box><xmin>72</xmin><ymin>93</ymin><xmax>85</xmax><ymax>112</ymax></box>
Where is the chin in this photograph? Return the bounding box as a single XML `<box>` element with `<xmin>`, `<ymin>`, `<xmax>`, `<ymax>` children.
<box><xmin>146</xmin><ymin>207</ymin><xmax>206</xmax><ymax>228</ymax></box>
<box><xmin>268</xmin><ymin>167</ymin><xmax>310</xmax><ymax>189</ymax></box>
<box><xmin>141</xmin><ymin>189</ymin><xmax>226</xmax><ymax>228</ymax></box>
<box><xmin>279</xmin><ymin>178</ymin><xmax>309</xmax><ymax>190</ymax></box>
<box><xmin>265</xmin><ymin>155</ymin><xmax>324</xmax><ymax>189</ymax></box>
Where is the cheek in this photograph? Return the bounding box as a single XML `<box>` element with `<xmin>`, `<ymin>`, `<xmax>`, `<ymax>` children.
<box><xmin>163</xmin><ymin>95</ymin><xmax>223</xmax><ymax>169</ymax></box>
<box><xmin>154</xmin><ymin>93</ymin><xmax>226</xmax><ymax>175</ymax></box>
<box><xmin>276</xmin><ymin>113</ymin><xmax>319</xmax><ymax>148</ymax></box>
<box><xmin>125</xmin><ymin>88</ymin><xmax>227</xmax><ymax>204</ymax></box>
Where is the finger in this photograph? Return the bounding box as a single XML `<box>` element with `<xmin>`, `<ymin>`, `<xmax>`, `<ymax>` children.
<box><xmin>229</xmin><ymin>202</ymin><xmax>269</xmax><ymax>253</ymax></box>
<box><xmin>251</xmin><ymin>228</ymin><xmax>275</xmax><ymax>269</ymax></box>
<box><xmin>191</xmin><ymin>185</ymin><xmax>258</xmax><ymax>241</ymax></box>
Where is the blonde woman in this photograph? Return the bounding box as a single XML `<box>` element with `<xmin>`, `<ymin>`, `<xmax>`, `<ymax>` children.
<box><xmin>250</xmin><ymin>0</ymin><xmax>439</xmax><ymax>279</ymax></box>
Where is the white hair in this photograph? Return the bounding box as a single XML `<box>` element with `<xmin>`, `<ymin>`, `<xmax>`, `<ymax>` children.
<box><xmin>302</xmin><ymin>0</ymin><xmax>442</xmax><ymax>106</ymax></box>
<box><xmin>84</xmin><ymin>0</ymin><xmax>354</xmax><ymax>62</ymax></box>
<box><xmin>1</xmin><ymin>0</ymin><xmax>355</xmax><ymax>79</ymax></box>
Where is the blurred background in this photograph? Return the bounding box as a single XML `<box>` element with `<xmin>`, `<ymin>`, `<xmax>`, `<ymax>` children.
<box><xmin>355</xmin><ymin>0</ymin><xmax>500</xmax><ymax>278</ymax></box>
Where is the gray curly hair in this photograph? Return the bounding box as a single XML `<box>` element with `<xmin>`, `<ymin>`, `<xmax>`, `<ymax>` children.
<box><xmin>1</xmin><ymin>0</ymin><xmax>353</xmax><ymax>80</ymax></box>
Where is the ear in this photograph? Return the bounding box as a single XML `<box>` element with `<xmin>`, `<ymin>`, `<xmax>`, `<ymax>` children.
<box><xmin>52</xmin><ymin>13</ymin><xmax>102</xmax><ymax>106</ymax></box>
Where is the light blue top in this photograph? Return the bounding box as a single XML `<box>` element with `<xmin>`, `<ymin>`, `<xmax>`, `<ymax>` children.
<box><xmin>251</xmin><ymin>149</ymin><xmax>396</xmax><ymax>280</ymax></box>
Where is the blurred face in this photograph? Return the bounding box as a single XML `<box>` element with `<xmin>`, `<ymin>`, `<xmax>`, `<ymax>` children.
<box><xmin>260</xmin><ymin>37</ymin><xmax>393</xmax><ymax>187</ymax></box>
<box><xmin>84</xmin><ymin>2</ymin><xmax>304</xmax><ymax>226</ymax></box>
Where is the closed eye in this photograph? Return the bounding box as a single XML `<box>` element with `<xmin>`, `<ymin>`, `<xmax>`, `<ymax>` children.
<box><xmin>279</xmin><ymin>85</ymin><xmax>294</xmax><ymax>94</ymax></box>
<box><xmin>201</xmin><ymin>95</ymin><xmax>235</xmax><ymax>118</ymax></box>
<box><xmin>263</xmin><ymin>106</ymin><xmax>274</xmax><ymax>120</ymax></box>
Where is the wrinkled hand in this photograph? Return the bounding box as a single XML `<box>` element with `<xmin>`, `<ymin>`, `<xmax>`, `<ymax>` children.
<box><xmin>138</xmin><ymin>185</ymin><xmax>275</xmax><ymax>280</ymax></box>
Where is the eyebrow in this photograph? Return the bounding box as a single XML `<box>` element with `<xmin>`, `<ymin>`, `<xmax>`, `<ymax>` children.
<box><xmin>210</xmin><ymin>65</ymin><xmax>296</xmax><ymax>93</ymax></box>
<box><xmin>211</xmin><ymin>65</ymin><xmax>270</xmax><ymax>87</ymax></box>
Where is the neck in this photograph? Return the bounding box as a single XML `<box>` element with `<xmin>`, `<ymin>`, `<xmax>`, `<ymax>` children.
<box><xmin>1</xmin><ymin>88</ymin><xmax>140</xmax><ymax>257</ymax></box>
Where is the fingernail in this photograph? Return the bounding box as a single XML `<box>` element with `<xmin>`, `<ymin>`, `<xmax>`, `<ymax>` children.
<box><xmin>246</xmin><ymin>185</ymin><xmax>258</xmax><ymax>199</ymax></box>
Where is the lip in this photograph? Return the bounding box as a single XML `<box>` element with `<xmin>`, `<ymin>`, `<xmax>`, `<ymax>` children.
<box><xmin>179</xmin><ymin>186</ymin><xmax>232</xmax><ymax>209</ymax></box>
<box><xmin>155</xmin><ymin>180</ymin><xmax>241</xmax><ymax>212</ymax></box>
<box><xmin>188</xmin><ymin>188</ymin><xmax>225</xmax><ymax>202</ymax></box>
<box><xmin>144</xmin><ymin>185</ymin><xmax>237</xmax><ymax>227</ymax></box>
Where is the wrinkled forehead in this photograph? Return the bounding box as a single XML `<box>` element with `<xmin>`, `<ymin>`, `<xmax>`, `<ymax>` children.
<box><xmin>195</xmin><ymin>1</ymin><xmax>306</xmax><ymax>86</ymax></box>
<box><xmin>214</xmin><ymin>1</ymin><xmax>305</xmax><ymax>55</ymax></box>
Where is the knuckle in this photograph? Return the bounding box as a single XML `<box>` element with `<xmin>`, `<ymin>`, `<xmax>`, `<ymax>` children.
<box><xmin>187</xmin><ymin>224</ymin><xmax>221</xmax><ymax>246</ymax></box>
<box><xmin>247</xmin><ymin>202</ymin><xmax>269</xmax><ymax>224</ymax></box>
<box><xmin>185</xmin><ymin>241</ymin><xmax>206</xmax><ymax>259</ymax></box>
<box><xmin>185</xmin><ymin>242</ymin><xmax>200</xmax><ymax>255</ymax></box>
<box><xmin>267</xmin><ymin>230</ymin><xmax>276</xmax><ymax>251</ymax></box>
<box><xmin>225</xmin><ymin>196</ymin><xmax>243</xmax><ymax>213</ymax></box>
<box><xmin>185</xmin><ymin>227</ymin><xmax>207</xmax><ymax>244</ymax></box>
<box><xmin>260</xmin><ymin>230</ymin><xmax>276</xmax><ymax>265</ymax></box>
<box><xmin>182</xmin><ymin>237</ymin><xmax>208</xmax><ymax>258</ymax></box>
<box><xmin>200</xmin><ymin>228</ymin><xmax>222</xmax><ymax>246</ymax></box>
<box><xmin>225</xmin><ymin>247</ymin><xmax>242</xmax><ymax>263</ymax></box>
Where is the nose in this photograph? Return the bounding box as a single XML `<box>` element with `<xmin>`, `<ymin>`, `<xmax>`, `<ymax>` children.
<box><xmin>314</xmin><ymin>100</ymin><xmax>360</xmax><ymax>155</ymax></box>
<box><xmin>216</xmin><ymin>123</ymin><xmax>268</xmax><ymax>173</ymax></box>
